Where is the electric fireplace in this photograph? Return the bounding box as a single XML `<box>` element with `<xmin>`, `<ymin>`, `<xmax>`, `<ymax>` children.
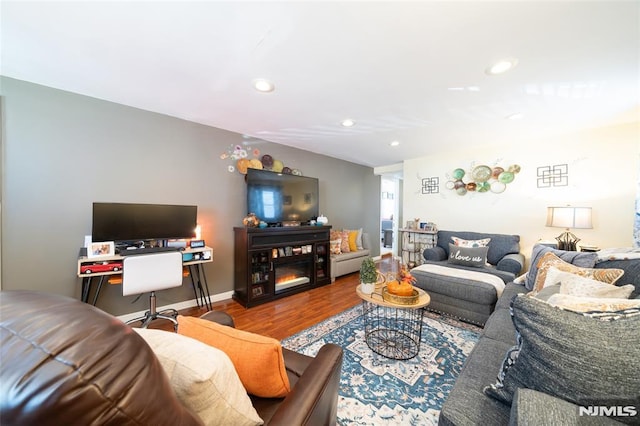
<box><xmin>275</xmin><ymin>259</ymin><xmax>312</xmax><ymax>294</ymax></box>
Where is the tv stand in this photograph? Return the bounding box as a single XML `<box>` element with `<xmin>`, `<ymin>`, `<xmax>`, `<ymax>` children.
<box><xmin>233</xmin><ymin>226</ymin><xmax>332</xmax><ymax>307</ymax></box>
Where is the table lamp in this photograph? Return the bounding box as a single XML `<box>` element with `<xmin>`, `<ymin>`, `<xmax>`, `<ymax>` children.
<box><xmin>545</xmin><ymin>206</ymin><xmax>592</xmax><ymax>251</ymax></box>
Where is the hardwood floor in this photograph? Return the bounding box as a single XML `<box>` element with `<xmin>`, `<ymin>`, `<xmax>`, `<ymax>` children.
<box><xmin>149</xmin><ymin>274</ymin><xmax>360</xmax><ymax>339</ymax></box>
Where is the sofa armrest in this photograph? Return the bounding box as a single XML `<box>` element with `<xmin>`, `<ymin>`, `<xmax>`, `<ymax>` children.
<box><xmin>509</xmin><ymin>389</ymin><xmax>624</xmax><ymax>425</ymax></box>
<box><xmin>423</xmin><ymin>246</ymin><xmax>446</xmax><ymax>262</ymax></box>
<box><xmin>269</xmin><ymin>344</ymin><xmax>343</xmax><ymax>426</ymax></box>
<box><xmin>497</xmin><ymin>253</ymin><xmax>524</xmax><ymax>275</ymax></box>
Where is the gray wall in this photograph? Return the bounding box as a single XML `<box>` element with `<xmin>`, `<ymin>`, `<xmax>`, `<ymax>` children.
<box><xmin>1</xmin><ymin>77</ymin><xmax>380</xmax><ymax>315</ymax></box>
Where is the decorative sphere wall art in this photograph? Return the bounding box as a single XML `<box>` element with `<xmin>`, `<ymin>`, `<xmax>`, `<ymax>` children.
<box><xmin>446</xmin><ymin>163</ymin><xmax>521</xmax><ymax>196</ymax></box>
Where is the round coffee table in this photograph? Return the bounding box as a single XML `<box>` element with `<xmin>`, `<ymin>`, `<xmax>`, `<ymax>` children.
<box><xmin>356</xmin><ymin>285</ymin><xmax>430</xmax><ymax>360</ymax></box>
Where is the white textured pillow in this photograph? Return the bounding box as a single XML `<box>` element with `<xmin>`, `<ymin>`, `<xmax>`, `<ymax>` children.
<box><xmin>546</xmin><ymin>294</ymin><xmax>640</xmax><ymax>313</ymax></box>
<box><xmin>134</xmin><ymin>328</ymin><xmax>263</xmax><ymax>426</ymax></box>
<box><xmin>544</xmin><ymin>267</ymin><xmax>634</xmax><ymax>298</ymax></box>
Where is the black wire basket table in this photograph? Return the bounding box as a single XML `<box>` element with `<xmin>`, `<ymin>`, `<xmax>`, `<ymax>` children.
<box><xmin>356</xmin><ymin>285</ymin><xmax>431</xmax><ymax>360</ymax></box>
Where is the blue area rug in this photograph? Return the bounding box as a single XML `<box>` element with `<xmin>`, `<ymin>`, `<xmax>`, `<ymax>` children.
<box><xmin>282</xmin><ymin>305</ymin><xmax>481</xmax><ymax>425</ymax></box>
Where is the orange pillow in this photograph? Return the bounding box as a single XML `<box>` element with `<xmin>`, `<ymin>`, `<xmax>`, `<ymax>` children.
<box><xmin>177</xmin><ymin>315</ymin><xmax>290</xmax><ymax>398</ymax></box>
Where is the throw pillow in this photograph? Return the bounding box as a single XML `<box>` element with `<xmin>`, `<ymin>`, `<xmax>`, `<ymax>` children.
<box><xmin>134</xmin><ymin>328</ymin><xmax>262</xmax><ymax>426</ymax></box>
<box><xmin>531</xmin><ymin>283</ymin><xmax>560</xmax><ymax>302</ymax></box>
<box><xmin>348</xmin><ymin>230</ymin><xmax>359</xmax><ymax>252</ymax></box>
<box><xmin>177</xmin><ymin>315</ymin><xmax>291</xmax><ymax>398</ymax></box>
<box><xmin>329</xmin><ymin>230</ymin><xmax>342</xmax><ymax>241</ymax></box>
<box><xmin>543</xmin><ymin>267</ymin><xmax>634</xmax><ymax>298</ymax></box>
<box><xmin>546</xmin><ymin>294</ymin><xmax>640</xmax><ymax>313</ymax></box>
<box><xmin>524</xmin><ymin>244</ymin><xmax>597</xmax><ymax>290</ymax></box>
<box><xmin>533</xmin><ymin>252</ymin><xmax>624</xmax><ymax>293</ymax></box>
<box><xmin>329</xmin><ymin>239</ymin><xmax>342</xmax><ymax>255</ymax></box>
<box><xmin>447</xmin><ymin>244</ymin><xmax>489</xmax><ymax>268</ymax></box>
<box><xmin>356</xmin><ymin>228</ymin><xmax>364</xmax><ymax>250</ymax></box>
<box><xmin>484</xmin><ymin>295</ymin><xmax>640</xmax><ymax>417</ymax></box>
<box><xmin>451</xmin><ymin>236</ymin><xmax>491</xmax><ymax>248</ymax></box>
<box><xmin>340</xmin><ymin>230</ymin><xmax>351</xmax><ymax>253</ymax></box>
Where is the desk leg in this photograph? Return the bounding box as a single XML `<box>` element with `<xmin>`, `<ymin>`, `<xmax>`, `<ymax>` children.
<box><xmin>188</xmin><ymin>264</ymin><xmax>213</xmax><ymax>311</ymax></box>
<box><xmin>188</xmin><ymin>265</ymin><xmax>202</xmax><ymax>307</ymax></box>
<box><xmin>198</xmin><ymin>264</ymin><xmax>213</xmax><ymax>311</ymax></box>
<box><xmin>81</xmin><ymin>276</ymin><xmax>92</xmax><ymax>303</ymax></box>
<box><xmin>91</xmin><ymin>276</ymin><xmax>106</xmax><ymax>306</ymax></box>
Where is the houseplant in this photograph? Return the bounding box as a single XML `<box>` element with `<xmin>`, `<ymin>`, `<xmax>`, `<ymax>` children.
<box><xmin>360</xmin><ymin>257</ymin><xmax>378</xmax><ymax>295</ymax></box>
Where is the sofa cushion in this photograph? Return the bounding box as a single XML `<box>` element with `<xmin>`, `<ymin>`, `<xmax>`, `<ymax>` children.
<box><xmin>448</xmin><ymin>244</ymin><xmax>489</xmax><ymax>268</ymax></box>
<box><xmin>347</xmin><ymin>230</ymin><xmax>358</xmax><ymax>251</ymax></box>
<box><xmin>178</xmin><ymin>315</ymin><xmax>290</xmax><ymax>398</ymax></box>
<box><xmin>484</xmin><ymin>295</ymin><xmax>640</xmax><ymax>421</ymax></box>
<box><xmin>134</xmin><ymin>328</ymin><xmax>262</xmax><ymax>426</ymax></box>
<box><xmin>438</xmin><ymin>337</ymin><xmax>513</xmax><ymax>426</ymax></box>
<box><xmin>329</xmin><ymin>239</ymin><xmax>341</xmax><ymax>254</ymax></box>
<box><xmin>436</xmin><ymin>230</ymin><xmax>520</xmax><ymax>266</ymax></box>
<box><xmin>533</xmin><ymin>252</ymin><xmax>624</xmax><ymax>292</ymax></box>
<box><xmin>525</xmin><ymin>244</ymin><xmax>598</xmax><ymax>290</ymax></box>
<box><xmin>510</xmin><ymin>389</ymin><xmax>623</xmax><ymax>426</ymax></box>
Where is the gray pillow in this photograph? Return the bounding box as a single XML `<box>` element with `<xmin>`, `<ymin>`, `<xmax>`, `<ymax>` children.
<box><xmin>533</xmin><ymin>283</ymin><xmax>560</xmax><ymax>302</ymax></box>
<box><xmin>525</xmin><ymin>245</ymin><xmax>598</xmax><ymax>290</ymax></box>
<box><xmin>484</xmin><ymin>295</ymin><xmax>640</xmax><ymax>424</ymax></box>
<box><xmin>447</xmin><ymin>244</ymin><xmax>488</xmax><ymax>268</ymax></box>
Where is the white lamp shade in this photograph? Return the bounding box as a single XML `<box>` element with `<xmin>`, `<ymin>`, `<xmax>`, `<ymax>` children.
<box><xmin>546</xmin><ymin>207</ymin><xmax>593</xmax><ymax>229</ymax></box>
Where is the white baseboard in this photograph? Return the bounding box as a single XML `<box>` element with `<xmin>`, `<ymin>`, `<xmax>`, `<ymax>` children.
<box><xmin>116</xmin><ymin>290</ymin><xmax>234</xmax><ymax>323</ymax></box>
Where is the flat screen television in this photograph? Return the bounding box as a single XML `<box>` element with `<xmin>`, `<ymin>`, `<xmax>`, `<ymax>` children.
<box><xmin>246</xmin><ymin>169</ymin><xmax>319</xmax><ymax>225</ymax></box>
<box><xmin>92</xmin><ymin>202</ymin><xmax>197</xmax><ymax>242</ymax></box>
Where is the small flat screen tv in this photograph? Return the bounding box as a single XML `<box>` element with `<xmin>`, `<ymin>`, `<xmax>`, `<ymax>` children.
<box><xmin>246</xmin><ymin>169</ymin><xmax>319</xmax><ymax>225</ymax></box>
<box><xmin>92</xmin><ymin>202</ymin><xmax>197</xmax><ymax>242</ymax></box>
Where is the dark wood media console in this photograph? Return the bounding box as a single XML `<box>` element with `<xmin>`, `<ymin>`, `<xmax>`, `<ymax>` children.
<box><xmin>233</xmin><ymin>226</ymin><xmax>332</xmax><ymax>307</ymax></box>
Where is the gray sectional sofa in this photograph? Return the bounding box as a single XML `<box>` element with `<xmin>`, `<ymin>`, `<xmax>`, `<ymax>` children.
<box><xmin>439</xmin><ymin>245</ymin><xmax>640</xmax><ymax>425</ymax></box>
<box><xmin>412</xmin><ymin>230</ymin><xmax>524</xmax><ymax>325</ymax></box>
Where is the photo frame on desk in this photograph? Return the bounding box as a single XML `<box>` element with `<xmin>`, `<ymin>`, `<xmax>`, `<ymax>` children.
<box><xmin>88</xmin><ymin>241</ymin><xmax>115</xmax><ymax>258</ymax></box>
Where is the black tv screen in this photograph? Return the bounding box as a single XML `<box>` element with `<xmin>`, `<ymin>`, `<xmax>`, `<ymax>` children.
<box><xmin>92</xmin><ymin>202</ymin><xmax>197</xmax><ymax>242</ymax></box>
<box><xmin>246</xmin><ymin>169</ymin><xmax>319</xmax><ymax>225</ymax></box>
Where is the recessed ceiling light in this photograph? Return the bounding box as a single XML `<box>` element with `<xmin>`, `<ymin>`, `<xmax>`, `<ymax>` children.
<box><xmin>341</xmin><ymin>118</ymin><xmax>356</xmax><ymax>127</ymax></box>
<box><xmin>390</xmin><ymin>140</ymin><xmax>400</xmax><ymax>147</ymax></box>
<box><xmin>485</xmin><ymin>58</ymin><xmax>518</xmax><ymax>75</ymax></box>
<box><xmin>506</xmin><ymin>112</ymin><xmax>524</xmax><ymax>120</ymax></box>
<box><xmin>253</xmin><ymin>78</ymin><xmax>275</xmax><ymax>92</ymax></box>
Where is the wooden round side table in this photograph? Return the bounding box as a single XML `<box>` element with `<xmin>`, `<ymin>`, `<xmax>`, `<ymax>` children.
<box><xmin>356</xmin><ymin>285</ymin><xmax>431</xmax><ymax>360</ymax></box>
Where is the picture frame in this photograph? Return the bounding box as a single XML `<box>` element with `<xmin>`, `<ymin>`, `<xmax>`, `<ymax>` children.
<box><xmin>88</xmin><ymin>241</ymin><xmax>115</xmax><ymax>258</ymax></box>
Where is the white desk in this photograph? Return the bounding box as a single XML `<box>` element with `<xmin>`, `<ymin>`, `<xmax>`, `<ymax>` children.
<box><xmin>77</xmin><ymin>246</ymin><xmax>214</xmax><ymax>309</ymax></box>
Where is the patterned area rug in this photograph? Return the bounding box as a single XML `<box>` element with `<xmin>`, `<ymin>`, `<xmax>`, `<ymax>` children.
<box><xmin>282</xmin><ymin>305</ymin><xmax>481</xmax><ymax>425</ymax></box>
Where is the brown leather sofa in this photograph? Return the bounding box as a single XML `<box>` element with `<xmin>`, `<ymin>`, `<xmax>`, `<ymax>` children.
<box><xmin>0</xmin><ymin>290</ymin><xmax>343</xmax><ymax>425</ymax></box>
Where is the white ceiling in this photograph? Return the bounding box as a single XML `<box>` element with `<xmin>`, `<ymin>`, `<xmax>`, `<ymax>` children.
<box><xmin>2</xmin><ymin>1</ymin><xmax>638</xmax><ymax>168</ymax></box>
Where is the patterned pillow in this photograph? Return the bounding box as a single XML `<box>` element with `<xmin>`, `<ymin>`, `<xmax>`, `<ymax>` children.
<box><xmin>543</xmin><ymin>267</ymin><xmax>634</xmax><ymax>299</ymax></box>
<box><xmin>533</xmin><ymin>252</ymin><xmax>624</xmax><ymax>293</ymax></box>
<box><xmin>484</xmin><ymin>295</ymin><xmax>640</xmax><ymax>413</ymax></box>
<box><xmin>524</xmin><ymin>245</ymin><xmax>597</xmax><ymax>290</ymax></box>
<box><xmin>340</xmin><ymin>230</ymin><xmax>351</xmax><ymax>253</ymax></box>
<box><xmin>329</xmin><ymin>239</ymin><xmax>342</xmax><ymax>255</ymax></box>
<box><xmin>451</xmin><ymin>236</ymin><xmax>491</xmax><ymax>248</ymax></box>
<box><xmin>330</xmin><ymin>230</ymin><xmax>342</xmax><ymax>241</ymax></box>
<box><xmin>546</xmin><ymin>294</ymin><xmax>640</xmax><ymax>313</ymax></box>
<box><xmin>447</xmin><ymin>244</ymin><xmax>488</xmax><ymax>268</ymax></box>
